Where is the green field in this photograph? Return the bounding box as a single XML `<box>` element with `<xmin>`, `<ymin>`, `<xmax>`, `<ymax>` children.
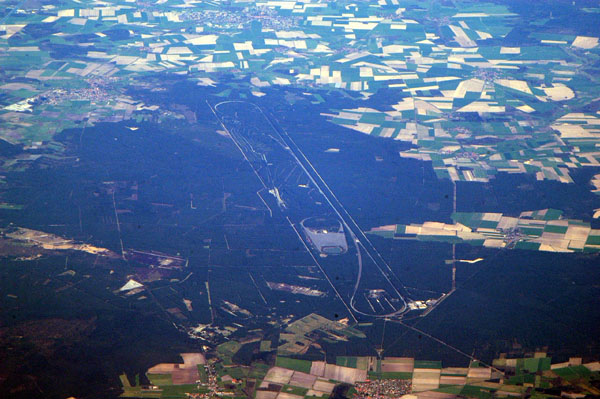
<box><xmin>197</xmin><ymin>365</ymin><xmax>208</xmax><ymax>384</ymax></box>
<box><xmin>552</xmin><ymin>365</ymin><xmax>592</xmax><ymax>381</ymax></box>
<box><xmin>249</xmin><ymin>363</ymin><xmax>270</xmax><ymax>379</ymax></box>
<box><xmin>414</xmin><ymin>360</ymin><xmax>442</xmax><ymax>369</ymax></box>
<box><xmin>275</xmin><ymin>356</ymin><xmax>312</xmax><ymax>374</ymax></box>
<box><xmin>282</xmin><ymin>385</ymin><xmax>309</xmax><ymax>396</ymax></box>
<box><xmin>160</xmin><ymin>384</ymin><xmax>200</xmax><ymax>398</ymax></box>
<box><xmin>260</xmin><ymin>340</ymin><xmax>272</xmax><ymax>352</ymax></box>
<box><xmin>120</xmin><ymin>387</ymin><xmax>162</xmax><ymax>398</ymax></box>
<box><xmin>146</xmin><ymin>374</ymin><xmax>173</xmax><ymax>386</ymax></box>
<box><xmin>336</xmin><ymin>356</ymin><xmax>357</xmax><ymax>369</ymax></box>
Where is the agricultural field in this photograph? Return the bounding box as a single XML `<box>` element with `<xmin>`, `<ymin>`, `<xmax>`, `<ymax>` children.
<box><xmin>122</xmin><ymin>351</ymin><xmax>600</xmax><ymax>399</ymax></box>
<box><xmin>2</xmin><ymin>1</ymin><xmax>600</xmax><ymax>398</ymax></box>
<box><xmin>369</xmin><ymin>208</ymin><xmax>600</xmax><ymax>253</ymax></box>
<box><xmin>2</xmin><ymin>0</ymin><xmax>600</xmax><ymax>188</ymax></box>
<box><xmin>278</xmin><ymin>313</ymin><xmax>366</xmax><ymax>355</ymax></box>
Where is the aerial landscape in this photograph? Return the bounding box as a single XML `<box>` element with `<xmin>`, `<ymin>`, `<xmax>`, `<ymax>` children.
<box><xmin>0</xmin><ymin>0</ymin><xmax>599</xmax><ymax>398</ymax></box>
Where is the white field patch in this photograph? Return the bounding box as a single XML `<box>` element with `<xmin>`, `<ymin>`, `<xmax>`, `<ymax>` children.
<box><xmin>0</xmin><ymin>83</ymin><xmax>36</xmax><ymax>91</ymax></box>
<box><xmin>453</xmin><ymin>78</ymin><xmax>484</xmax><ymax>98</ymax></box>
<box><xmin>167</xmin><ymin>46</ymin><xmax>193</xmax><ymax>55</ymax></box>
<box><xmin>477</xmin><ymin>30</ymin><xmax>492</xmax><ymax>40</ymax></box>
<box><xmin>321</xmin><ymin>363</ymin><xmax>367</xmax><ymax>384</ymax></box>
<box><xmin>264</xmin><ymin>367</ymin><xmax>294</xmax><ymax>385</ymax></box>
<box><xmin>541</xmin><ymin>39</ymin><xmax>567</xmax><ymax>44</ymax></box>
<box><xmin>185</xmin><ymin>34</ymin><xmax>219</xmax><ymax>45</ymax></box>
<box><xmin>517</xmin><ymin>104</ymin><xmax>536</xmax><ymax>113</ymax></box>
<box><xmin>180</xmin><ymin>353</ymin><xmax>205</xmax><ymax>366</ymax></box>
<box><xmin>4</xmin><ymin>98</ymin><xmax>35</xmax><ymax>112</ymax></box>
<box><xmin>483</xmin><ymin>239</ymin><xmax>505</xmax><ymax>248</ymax></box>
<box><xmin>449</xmin><ymin>25</ymin><xmax>476</xmax><ymax>47</ymax></box>
<box><xmin>572</xmin><ymin>36</ymin><xmax>599</xmax><ymax>49</ymax></box>
<box><xmin>551</xmin><ymin>124</ymin><xmax>590</xmax><ymax>138</ymax></box>
<box><xmin>276</xmin><ymin>393</ymin><xmax>303</xmax><ymax>399</ymax></box>
<box><xmin>344</xmin><ymin>123</ymin><xmax>376</xmax><ymax>135</ymax></box>
<box><xmin>453</xmin><ymin>13</ymin><xmax>490</xmax><ymax>17</ymax></box>
<box><xmin>457</xmin><ymin>101</ymin><xmax>505</xmax><ymax>113</ymax></box>
<box><xmin>68</xmin><ymin>18</ymin><xmax>87</xmax><ymax>25</ymax></box>
<box><xmin>310</xmin><ymin>379</ymin><xmax>334</xmax><ymax>394</ymax></box>
<box><xmin>591</xmin><ymin>174</ymin><xmax>600</xmax><ymax>194</ymax></box>
<box><xmin>119</xmin><ymin>279</ymin><xmax>143</xmax><ymax>292</ymax></box>
<box><xmin>57</xmin><ymin>9</ymin><xmax>75</xmax><ymax>17</ymax></box>
<box><xmin>551</xmin><ymin>112</ymin><xmax>600</xmax><ymax>139</ymax></box>
<box><xmin>412</xmin><ymin>368</ymin><xmax>441</xmax><ymax>392</ymax></box>
<box><xmin>289</xmin><ymin>371</ymin><xmax>317</xmax><ymax>389</ymax></box>
<box><xmin>467</xmin><ymin>367</ymin><xmax>492</xmax><ymax>379</ymax></box>
<box><xmin>43</xmin><ymin>16</ymin><xmax>60</xmax><ymax>23</ymax></box>
<box><xmin>540</xmin><ymin>84</ymin><xmax>574</xmax><ymax>101</ymax></box>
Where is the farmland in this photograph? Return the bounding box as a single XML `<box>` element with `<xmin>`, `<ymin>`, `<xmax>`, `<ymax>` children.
<box><xmin>120</xmin><ymin>348</ymin><xmax>600</xmax><ymax>399</ymax></box>
<box><xmin>2</xmin><ymin>0</ymin><xmax>600</xmax><ymax>189</ymax></box>
<box><xmin>368</xmin><ymin>208</ymin><xmax>600</xmax><ymax>253</ymax></box>
<box><xmin>2</xmin><ymin>0</ymin><xmax>600</xmax><ymax>397</ymax></box>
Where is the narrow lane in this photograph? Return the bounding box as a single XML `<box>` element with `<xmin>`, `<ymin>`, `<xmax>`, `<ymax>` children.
<box><xmin>211</xmin><ymin>100</ymin><xmax>411</xmax><ymax>319</ymax></box>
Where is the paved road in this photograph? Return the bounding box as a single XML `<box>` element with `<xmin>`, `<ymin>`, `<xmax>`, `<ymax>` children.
<box><xmin>210</xmin><ymin>100</ymin><xmax>411</xmax><ymax>320</ymax></box>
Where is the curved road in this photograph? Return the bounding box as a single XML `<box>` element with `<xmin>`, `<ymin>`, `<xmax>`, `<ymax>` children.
<box><xmin>210</xmin><ymin>100</ymin><xmax>411</xmax><ymax>320</ymax></box>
